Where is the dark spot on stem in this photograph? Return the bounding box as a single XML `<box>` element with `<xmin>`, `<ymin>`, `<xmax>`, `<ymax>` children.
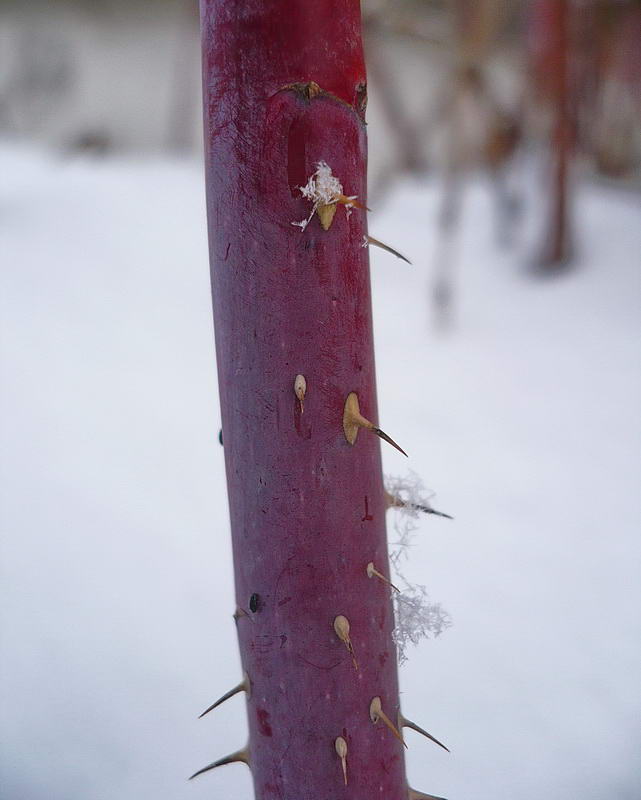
<box><xmin>362</xmin><ymin>495</ymin><xmax>373</xmax><ymax>522</ymax></box>
<box><xmin>250</xmin><ymin>593</ymin><xmax>262</xmax><ymax>613</ymax></box>
<box><xmin>256</xmin><ymin>707</ymin><xmax>273</xmax><ymax>737</ymax></box>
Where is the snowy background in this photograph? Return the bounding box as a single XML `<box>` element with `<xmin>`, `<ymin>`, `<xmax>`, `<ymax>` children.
<box><xmin>1</xmin><ymin>139</ymin><xmax>640</xmax><ymax>800</ymax></box>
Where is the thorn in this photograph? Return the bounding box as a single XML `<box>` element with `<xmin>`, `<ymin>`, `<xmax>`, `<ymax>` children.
<box><xmin>385</xmin><ymin>491</ymin><xmax>453</xmax><ymax>520</ymax></box>
<box><xmin>369</xmin><ymin>697</ymin><xmax>407</xmax><ymax>748</ymax></box>
<box><xmin>188</xmin><ymin>748</ymin><xmax>250</xmax><ymax>780</ymax></box>
<box><xmin>342</xmin><ymin>392</ymin><xmax>407</xmax><ymax>456</ymax></box>
<box><xmin>408</xmin><ymin>789</ymin><xmax>448</xmax><ymax>800</ymax></box>
<box><xmin>333</xmin><ymin>615</ymin><xmax>358</xmax><ymax>671</ymax></box>
<box><xmin>334</xmin><ymin>736</ymin><xmax>348</xmax><ymax>785</ymax></box>
<box><xmin>198</xmin><ymin>674</ymin><xmax>249</xmax><ymax>719</ymax></box>
<box><xmin>372</xmin><ymin>427</ymin><xmax>408</xmax><ymax>457</ymax></box>
<box><xmin>366</xmin><ymin>561</ymin><xmax>400</xmax><ymax>593</ymax></box>
<box><xmin>399</xmin><ymin>714</ymin><xmax>450</xmax><ymax>752</ymax></box>
<box><xmin>233</xmin><ymin>607</ymin><xmax>252</xmax><ymax>624</ymax></box>
<box><xmin>366</xmin><ymin>234</ymin><xmax>412</xmax><ymax>264</ymax></box>
<box><xmin>294</xmin><ymin>374</ymin><xmax>307</xmax><ymax>413</ymax></box>
<box><xmin>418</xmin><ymin>506</ymin><xmax>454</xmax><ymax>520</ymax></box>
<box><xmin>336</xmin><ymin>194</ymin><xmax>371</xmax><ymax>212</ymax></box>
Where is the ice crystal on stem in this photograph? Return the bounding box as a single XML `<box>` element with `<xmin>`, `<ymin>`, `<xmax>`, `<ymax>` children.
<box><xmin>386</xmin><ymin>471</ymin><xmax>452</xmax><ymax>664</ymax></box>
<box><xmin>292</xmin><ymin>161</ymin><xmax>358</xmax><ymax>231</ymax></box>
<box><xmin>392</xmin><ymin>582</ymin><xmax>451</xmax><ymax>665</ymax></box>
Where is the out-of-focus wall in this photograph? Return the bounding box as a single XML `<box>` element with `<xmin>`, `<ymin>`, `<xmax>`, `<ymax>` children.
<box><xmin>0</xmin><ymin>0</ymin><xmax>527</xmax><ymax>194</ymax></box>
<box><xmin>0</xmin><ymin>0</ymin><xmax>202</xmax><ymax>154</ymax></box>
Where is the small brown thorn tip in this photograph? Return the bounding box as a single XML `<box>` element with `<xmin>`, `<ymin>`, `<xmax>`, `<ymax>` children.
<box><xmin>279</xmin><ymin>81</ymin><xmax>322</xmax><ymax>100</ymax></box>
<box><xmin>416</xmin><ymin>505</ymin><xmax>454</xmax><ymax>520</ymax></box>
<box><xmin>366</xmin><ymin>235</ymin><xmax>412</xmax><ymax>264</ymax></box>
<box><xmin>372</xmin><ymin>427</ymin><xmax>408</xmax><ymax>457</ymax></box>
<box><xmin>399</xmin><ymin>714</ymin><xmax>450</xmax><ymax>753</ymax></box>
<box><xmin>334</xmin><ymin>736</ymin><xmax>348</xmax><ymax>785</ymax></box>
<box><xmin>336</xmin><ymin>194</ymin><xmax>371</xmax><ymax>212</ymax></box>
<box><xmin>188</xmin><ymin>748</ymin><xmax>250</xmax><ymax>780</ymax></box>
<box><xmin>294</xmin><ymin>374</ymin><xmax>307</xmax><ymax>413</ymax></box>
<box><xmin>366</xmin><ymin>561</ymin><xmax>400</xmax><ymax>593</ymax></box>
<box><xmin>386</xmin><ymin>493</ymin><xmax>452</xmax><ymax>519</ymax></box>
<box><xmin>408</xmin><ymin>789</ymin><xmax>448</xmax><ymax>800</ymax></box>
<box><xmin>343</xmin><ymin>392</ymin><xmax>407</xmax><ymax>455</ymax></box>
<box><xmin>198</xmin><ymin>675</ymin><xmax>249</xmax><ymax>719</ymax></box>
<box><xmin>369</xmin><ymin>697</ymin><xmax>407</xmax><ymax>748</ymax></box>
<box><xmin>305</xmin><ymin>81</ymin><xmax>322</xmax><ymax>99</ymax></box>
<box><xmin>333</xmin><ymin>615</ymin><xmax>358</xmax><ymax>671</ymax></box>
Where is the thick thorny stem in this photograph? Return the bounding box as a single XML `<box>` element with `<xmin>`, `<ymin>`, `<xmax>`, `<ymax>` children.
<box><xmin>199</xmin><ymin>2</ymin><xmax>409</xmax><ymax>798</ymax></box>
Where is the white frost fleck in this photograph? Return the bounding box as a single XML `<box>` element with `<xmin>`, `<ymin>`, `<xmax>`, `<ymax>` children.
<box><xmin>300</xmin><ymin>160</ymin><xmax>343</xmax><ymax>205</ymax></box>
<box><xmin>385</xmin><ymin>470</ymin><xmax>452</xmax><ymax>664</ymax></box>
<box><xmin>292</xmin><ymin>161</ymin><xmax>358</xmax><ymax>231</ymax></box>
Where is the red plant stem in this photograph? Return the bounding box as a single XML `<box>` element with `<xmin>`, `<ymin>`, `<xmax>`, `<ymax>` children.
<box><xmin>533</xmin><ymin>0</ymin><xmax>574</xmax><ymax>266</ymax></box>
<box><xmin>199</xmin><ymin>2</ymin><xmax>407</xmax><ymax>798</ymax></box>
<box><xmin>549</xmin><ymin>0</ymin><xmax>571</xmax><ymax>265</ymax></box>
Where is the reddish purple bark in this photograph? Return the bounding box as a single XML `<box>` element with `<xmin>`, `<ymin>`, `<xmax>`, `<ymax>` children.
<box><xmin>530</xmin><ymin>0</ymin><xmax>575</xmax><ymax>267</ymax></box>
<box><xmin>199</xmin><ymin>2</ymin><xmax>408</xmax><ymax>799</ymax></box>
<box><xmin>547</xmin><ymin>0</ymin><xmax>572</xmax><ymax>266</ymax></box>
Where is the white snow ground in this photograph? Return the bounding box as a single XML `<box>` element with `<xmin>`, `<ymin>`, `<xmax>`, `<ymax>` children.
<box><xmin>1</xmin><ymin>143</ymin><xmax>640</xmax><ymax>800</ymax></box>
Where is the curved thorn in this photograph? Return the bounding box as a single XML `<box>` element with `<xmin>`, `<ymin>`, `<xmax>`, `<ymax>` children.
<box><xmin>188</xmin><ymin>748</ymin><xmax>249</xmax><ymax>780</ymax></box>
<box><xmin>198</xmin><ymin>677</ymin><xmax>248</xmax><ymax>719</ymax></box>
<box><xmin>386</xmin><ymin>492</ymin><xmax>453</xmax><ymax>520</ymax></box>
<box><xmin>379</xmin><ymin>708</ymin><xmax>408</xmax><ymax>748</ymax></box>
<box><xmin>337</xmin><ymin>194</ymin><xmax>371</xmax><ymax>211</ymax></box>
<box><xmin>409</xmin><ymin>789</ymin><xmax>448</xmax><ymax>800</ymax></box>
<box><xmin>370</xmin><ymin>697</ymin><xmax>407</xmax><ymax>748</ymax></box>
<box><xmin>400</xmin><ymin>715</ymin><xmax>450</xmax><ymax>752</ymax></box>
<box><xmin>367</xmin><ymin>234</ymin><xmax>412</xmax><ymax>264</ymax></box>
<box><xmin>367</xmin><ymin>561</ymin><xmax>401</xmax><ymax>593</ymax></box>
<box><xmin>372</xmin><ymin>427</ymin><xmax>408</xmax><ymax>457</ymax></box>
<box><xmin>343</xmin><ymin>393</ymin><xmax>407</xmax><ymax>456</ymax></box>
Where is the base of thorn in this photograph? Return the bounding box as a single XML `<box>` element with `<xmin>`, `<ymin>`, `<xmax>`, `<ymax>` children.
<box><xmin>334</xmin><ymin>614</ymin><xmax>358</xmax><ymax>671</ymax></box>
<box><xmin>370</xmin><ymin>697</ymin><xmax>407</xmax><ymax>748</ymax></box>
<box><xmin>367</xmin><ymin>561</ymin><xmax>400</xmax><ymax>593</ymax></box>
<box><xmin>343</xmin><ymin>393</ymin><xmax>407</xmax><ymax>456</ymax></box>
<box><xmin>335</xmin><ymin>736</ymin><xmax>348</xmax><ymax>785</ymax></box>
<box><xmin>342</xmin><ymin>392</ymin><xmax>363</xmax><ymax>445</ymax></box>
